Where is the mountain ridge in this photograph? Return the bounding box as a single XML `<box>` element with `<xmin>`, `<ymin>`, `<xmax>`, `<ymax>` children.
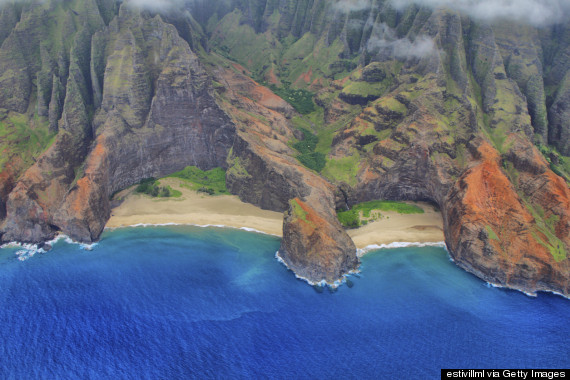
<box><xmin>0</xmin><ymin>0</ymin><xmax>568</xmax><ymax>296</ymax></box>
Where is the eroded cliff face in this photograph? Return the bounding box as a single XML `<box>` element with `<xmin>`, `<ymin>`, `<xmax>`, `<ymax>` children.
<box><xmin>301</xmin><ymin>7</ymin><xmax>570</xmax><ymax>294</ymax></box>
<box><xmin>205</xmin><ymin>2</ymin><xmax>570</xmax><ymax>292</ymax></box>
<box><xmin>445</xmin><ymin>139</ymin><xmax>570</xmax><ymax>295</ymax></box>
<box><xmin>1</xmin><ymin>2</ymin><xmax>235</xmax><ymax>243</ymax></box>
<box><xmin>213</xmin><ymin>66</ymin><xmax>359</xmax><ymax>282</ymax></box>
<box><xmin>0</xmin><ymin>0</ymin><xmax>568</xmax><ymax>293</ymax></box>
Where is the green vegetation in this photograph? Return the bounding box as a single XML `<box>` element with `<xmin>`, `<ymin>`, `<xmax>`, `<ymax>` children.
<box><xmin>337</xmin><ymin>200</ymin><xmax>424</xmax><ymax>228</ymax></box>
<box><xmin>290</xmin><ymin>198</ymin><xmax>309</xmax><ymax>223</ymax></box>
<box><xmin>337</xmin><ymin>209</ymin><xmax>360</xmax><ymax>228</ymax></box>
<box><xmin>537</xmin><ymin>144</ymin><xmax>570</xmax><ymax>184</ymax></box>
<box><xmin>524</xmin><ymin>201</ymin><xmax>567</xmax><ymax>262</ymax></box>
<box><xmin>321</xmin><ymin>152</ymin><xmax>361</xmax><ymax>186</ymax></box>
<box><xmin>135</xmin><ymin>178</ymin><xmax>181</xmax><ymax>198</ymax></box>
<box><xmin>341</xmin><ymin>80</ymin><xmax>389</xmax><ymax>100</ymax></box>
<box><xmin>502</xmin><ymin>160</ymin><xmax>519</xmax><ymax>185</ymax></box>
<box><xmin>290</xmin><ymin>106</ymin><xmax>366</xmax><ymax>180</ymax></box>
<box><xmin>375</xmin><ymin>96</ymin><xmax>408</xmax><ymax>115</ymax></box>
<box><xmin>167</xmin><ymin>166</ymin><xmax>229</xmax><ymax>195</ymax></box>
<box><xmin>355</xmin><ymin>200</ymin><xmax>425</xmax><ymax>216</ymax></box>
<box><xmin>209</xmin><ymin>10</ymin><xmax>279</xmax><ymax>76</ymax></box>
<box><xmin>293</xmin><ymin>128</ymin><xmax>326</xmax><ymax>172</ymax></box>
<box><xmin>226</xmin><ymin>149</ymin><xmax>251</xmax><ymax>179</ymax></box>
<box><xmin>71</xmin><ymin>162</ymin><xmax>86</xmax><ymax>188</ymax></box>
<box><xmin>485</xmin><ymin>225</ymin><xmax>500</xmax><ymax>241</ymax></box>
<box><xmin>291</xmin><ymin>104</ymin><xmax>364</xmax><ymax>180</ymax></box>
<box><xmin>281</xmin><ymin>36</ymin><xmax>349</xmax><ymax>84</ymax></box>
<box><xmin>0</xmin><ymin>112</ymin><xmax>56</xmax><ymax>171</ymax></box>
<box><xmin>269</xmin><ymin>82</ymin><xmax>315</xmax><ymax>114</ymax></box>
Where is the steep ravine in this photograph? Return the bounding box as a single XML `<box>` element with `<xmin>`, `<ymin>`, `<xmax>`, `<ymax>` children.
<box><xmin>0</xmin><ymin>1</ymin><xmax>568</xmax><ymax>294</ymax></box>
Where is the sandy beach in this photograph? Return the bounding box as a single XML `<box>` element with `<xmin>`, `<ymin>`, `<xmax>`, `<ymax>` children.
<box><xmin>106</xmin><ymin>178</ymin><xmax>284</xmax><ymax>235</ymax></box>
<box><xmin>347</xmin><ymin>204</ymin><xmax>444</xmax><ymax>250</ymax></box>
<box><xmin>106</xmin><ymin>178</ymin><xmax>444</xmax><ymax>250</ymax></box>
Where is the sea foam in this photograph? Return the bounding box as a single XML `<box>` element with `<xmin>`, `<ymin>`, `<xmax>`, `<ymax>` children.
<box><xmin>357</xmin><ymin>241</ymin><xmax>447</xmax><ymax>257</ymax></box>
<box><xmin>106</xmin><ymin>222</ymin><xmax>280</xmax><ymax>237</ymax></box>
<box><xmin>0</xmin><ymin>234</ymin><xmax>98</xmax><ymax>261</ymax></box>
<box><xmin>274</xmin><ymin>251</ymin><xmax>360</xmax><ymax>288</ymax></box>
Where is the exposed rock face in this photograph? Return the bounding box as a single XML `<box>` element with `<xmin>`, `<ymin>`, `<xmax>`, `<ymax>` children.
<box><xmin>281</xmin><ymin>197</ymin><xmax>358</xmax><ymax>283</ymax></box>
<box><xmin>215</xmin><ymin>66</ymin><xmax>359</xmax><ymax>283</ymax></box>
<box><xmin>549</xmin><ymin>76</ymin><xmax>570</xmax><ymax>155</ymax></box>
<box><xmin>296</xmin><ymin>6</ymin><xmax>569</xmax><ymax>294</ymax></box>
<box><xmin>0</xmin><ymin>1</ymin><xmax>568</xmax><ymax>293</ymax></box>
<box><xmin>2</xmin><ymin>132</ymin><xmax>80</xmax><ymax>243</ymax></box>
<box><xmin>1</xmin><ymin>3</ymin><xmax>235</xmax><ymax>243</ymax></box>
<box><xmin>445</xmin><ymin>140</ymin><xmax>570</xmax><ymax>295</ymax></box>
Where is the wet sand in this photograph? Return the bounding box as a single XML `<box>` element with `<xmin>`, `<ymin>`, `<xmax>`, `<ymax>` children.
<box><xmin>106</xmin><ymin>179</ymin><xmax>444</xmax><ymax>250</ymax></box>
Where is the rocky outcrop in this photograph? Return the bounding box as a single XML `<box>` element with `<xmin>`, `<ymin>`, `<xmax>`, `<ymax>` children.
<box><xmin>1</xmin><ymin>4</ymin><xmax>235</xmax><ymax>243</ymax></box>
<box><xmin>281</xmin><ymin>197</ymin><xmax>358</xmax><ymax>283</ymax></box>
<box><xmin>310</xmin><ymin>7</ymin><xmax>570</xmax><ymax>295</ymax></box>
<box><xmin>2</xmin><ymin>132</ymin><xmax>81</xmax><ymax>243</ymax></box>
<box><xmin>445</xmin><ymin>140</ymin><xmax>570</xmax><ymax>296</ymax></box>
<box><xmin>0</xmin><ymin>1</ymin><xmax>568</xmax><ymax>294</ymax></box>
<box><xmin>216</xmin><ymin>66</ymin><xmax>359</xmax><ymax>283</ymax></box>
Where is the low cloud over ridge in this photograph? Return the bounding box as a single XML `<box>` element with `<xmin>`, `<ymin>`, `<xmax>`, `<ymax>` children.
<box><xmin>367</xmin><ymin>34</ymin><xmax>438</xmax><ymax>59</ymax></box>
<box><xmin>333</xmin><ymin>0</ymin><xmax>372</xmax><ymax>13</ymax></box>
<box><xmin>391</xmin><ymin>0</ymin><xmax>570</xmax><ymax>27</ymax></box>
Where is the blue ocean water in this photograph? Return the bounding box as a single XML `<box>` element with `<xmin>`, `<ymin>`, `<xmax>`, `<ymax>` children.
<box><xmin>0</xmin><ymin>226</ymin><xmax>568</xmax><ymax>379</ymax></box>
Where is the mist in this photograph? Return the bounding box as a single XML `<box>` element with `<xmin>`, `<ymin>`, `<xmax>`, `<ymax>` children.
<box><xmin>124</xmin><ymin>0</ymin><xmax>189</xmax><ymax>12</ymax></box>
<box><xmin>0</xmin><ymin>0</ymin><xmax>42</xmax><ymax>6</ymax></box>
<box><xmin>390</xmin><ymin>0</ymin><xmax>570</xmax><ymax>27</ymax></box>
<box><xmin>367</xmin><ymin>34</ymin><xmax>437</xmax><ymax>59</ymax></box>
<box><xmin>333</xmin><ymin>0</ymin><xmax>372</xmax><ymax>13</ymax></box>
<box><xmin>366</xmin><ymin>22</ymin><xmax>438</xmax><ymax>59</ymax></box>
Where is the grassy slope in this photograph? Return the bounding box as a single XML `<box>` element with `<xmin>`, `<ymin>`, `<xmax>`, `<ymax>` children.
<box><xmin>0</xmin><ymin>111</ymin><xmax>56</xmax><ymax>172</ymax></box>
<box><xmin>205</xmin><ymin>7</ymin><xmax>568</xmax><ymax>262</ymax></box>
<box><xmin>337</xmin><ymin>200</ymin><xmax>425</xmax><ymax>228</ymax></box>
<box><xmin>135</xmin><ymin>178</ymin><xmax>182</xmax><ymax>198</ymax></box>
<box><xmin>166</xmin><ymin>166</ymin><xmax>229</xmax><ymax>195</ymax></box>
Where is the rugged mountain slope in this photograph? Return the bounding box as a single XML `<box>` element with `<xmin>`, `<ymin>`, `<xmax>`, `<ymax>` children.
<box><xmin>1</xmin><ymin>1</ymin><xmax>235</xmax><ymax>243</ymax></box>
<box><xmin>202</xmin><ymin>0</ymin><xmax>570</xmax><ymax>295</ymax></box>
<box><xmin>0</xmin><ymin>0</ymin><xmax>568</xmax><ymax>295</ymax></box>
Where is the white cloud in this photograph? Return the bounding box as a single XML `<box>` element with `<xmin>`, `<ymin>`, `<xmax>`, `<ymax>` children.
<box><xmin>124</xmin><ymin>0</ymin><xmax>189</xmax><ymax>12</ymax></box>
<box><xmin>0</xmin><ymin>0</ymin><xmax>41</xmax><ymax>5</ymax></box>
<box><xmin>366</xmin><ymin>22</ymin><xmax>438</xmax><ymax>59</ymax></box>
<box><xmin>333</xmin><ymin>0</ymin><xmax>372</xmax><ymax>13</ymax></box>
<box><xmin>390</xmin><ymin>0</ymin><xmax>570</xmax><ymax>27</ymax></box>
<box><xmin>367</xmin><ymin>34</ymin><xmax>438</xmax><ymax>58</ymax></box>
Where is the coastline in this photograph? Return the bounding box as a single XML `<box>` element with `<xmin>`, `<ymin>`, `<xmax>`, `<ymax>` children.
<box><xmin>346</xmin><ymin>203</ymin><xmax>445</xmax><ymax>252</ymax></box>
<box><xmin>106</xmin><ymin>178</ymin><xmax>445</xmax><ymax>251</ymax></box>
<box><xmin>106</xmin><ymin>178</ymin><xmax>284</xmax><ymax>236</ymax></box>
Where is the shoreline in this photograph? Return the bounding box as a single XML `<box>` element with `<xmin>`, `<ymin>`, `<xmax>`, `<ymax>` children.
<box><xmin>2</xmin><ymin>179</ymin><xmax>446</xmax><ymax>255</ymax></box>
<box><xmin>105</xmin><ymin>178</ymin><xmax>284</xmax><ymax>236</ymax></box>
<box><xmin>106</xmin><ymin>178</ymin><xmax>445</xmax><ymax>251</ymax></box>
<box><xmin>105</xmin><ymin>222</ymin><xmax>281</xmax><ymax>237</ymax></box>
<box><xmin>5</xmin><ymin>229</ymin><xmax>567</xmax><ymax>300</ymax></box>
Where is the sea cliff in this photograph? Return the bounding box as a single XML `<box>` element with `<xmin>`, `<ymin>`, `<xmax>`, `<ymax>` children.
<box><xmin>0</xmin><ymin>0</ymin><xmax>568</xmax><ymax>295</ymax></box>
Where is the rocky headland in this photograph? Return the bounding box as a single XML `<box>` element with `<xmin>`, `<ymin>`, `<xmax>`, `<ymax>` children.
<box><xmin>0</xmin><ymin>0</ymin><xmax>568</xmax><ymax>296</ymax></box>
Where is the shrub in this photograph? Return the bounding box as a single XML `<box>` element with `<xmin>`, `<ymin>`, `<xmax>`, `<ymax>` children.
<box><xmin>336</xmin><ymin>200</ymin><xmax>424</xmax><ymax>228</ymax></box>
<box><xmin>337</xmin><ymin>209</ymin><xmax>360</xmax><ymax>228</ymax></box>
<box><xmin>168</xmin><ymin>166</ymin><xmax>228</xmax><ymax>195</ymax></box>
<box><xmin>269</xmin><ymin>84</ymin><xmax>315</xmax><ymax>114</ymax></box>
<box><xmin>293</xmin><ymin>128</ymin><xmax>326</xmax><ymax>172</ymax></box>
<box><xmin>160</xmin><ymin>186</ymin><xmax>170</xmax><ymax>197</ymax></box>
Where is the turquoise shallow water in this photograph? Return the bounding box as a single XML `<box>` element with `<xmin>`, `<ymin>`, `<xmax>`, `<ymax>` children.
<box><xmin>0</xmin><ymin>225</ymin><xmax>568</xmax><ymax>379</ymax></box>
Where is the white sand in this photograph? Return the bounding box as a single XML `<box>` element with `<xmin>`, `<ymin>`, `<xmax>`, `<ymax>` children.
<box><xmin>106</xmin><ymin>179</ymin><xmax>444</xmax><ymax>250</ymax></box>
<box><xmin>106</xmin><ymin>178</ymin><xmax>284</xmax><ymax>235</ymax></box>
<box><xmin>346</xmin><ymin>202</ymin><xmax>445</xmax><ymax>251</ymax></box>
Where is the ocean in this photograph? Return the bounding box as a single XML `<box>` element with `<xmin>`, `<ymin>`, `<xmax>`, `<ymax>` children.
<box><xmin>0</xmin><ymin>225</ymin><xmax>568</xmax><ymax>379</ymax></box>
